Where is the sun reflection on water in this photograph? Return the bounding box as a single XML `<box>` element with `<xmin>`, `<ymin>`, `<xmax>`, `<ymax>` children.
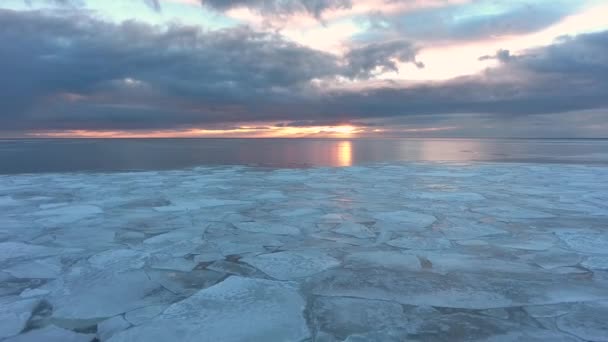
<box><xmin>336</xmin><ymin>140</ymin><xmax>353</xmax><ymax>167</ymax></box>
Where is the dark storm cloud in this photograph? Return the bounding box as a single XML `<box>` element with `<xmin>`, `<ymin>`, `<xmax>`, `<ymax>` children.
<box><xmin>0</xmin><ymin>9</ymin><xmax>343</xmax><ymax>130</ymax></box>
<box><xmin>200</xmin><ymin>0</ymin><xmax>351</xmax><ymax>17</ymax></box>
<box><xmin>345</xmin><ymin>40</ymin><xmax>423</xmax><ymax>78</ymax></box>
<box><xmin>0</xmin><ymin>9</ymin><xmax>607</xmax><ymax>132</ymax></box>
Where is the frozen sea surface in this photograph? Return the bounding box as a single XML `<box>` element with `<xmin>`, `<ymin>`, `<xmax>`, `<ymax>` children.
<box><xmin>1</xmin><ymin>162</ymin><xmax>608</xmax><ymax>341</ymax></box>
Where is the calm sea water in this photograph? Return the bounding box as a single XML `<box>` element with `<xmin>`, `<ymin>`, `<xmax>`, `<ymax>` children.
<box><xmin>1</xmin><ymin>138</ymin><xmax>607</xmax><ymax>174</ymax></box>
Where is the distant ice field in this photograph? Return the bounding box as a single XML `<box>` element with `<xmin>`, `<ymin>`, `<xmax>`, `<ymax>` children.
<box><xmin>1</xmin><ymin>162</ymin><xmax>608</xmax><ymax>341</ymax></box>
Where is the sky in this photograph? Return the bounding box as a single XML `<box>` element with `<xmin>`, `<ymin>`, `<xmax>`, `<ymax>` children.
<box><xmin>1</xmin><ymin>0</ymin><xmax>607</xmax><ymax>138</ymax></box>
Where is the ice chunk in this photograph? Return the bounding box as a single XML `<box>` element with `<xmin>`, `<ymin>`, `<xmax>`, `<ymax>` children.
<box><xmin>3</xmin><ymin>325</ymin><xmax>95</xmax><ymax>342</ymax></box>
<box><xmin>333</xmin><ymin>222</ymin><xmax>375</xmax><ymax>239</ymax></box>
<box><xmin>373</xmin><ymin>211</ymin><xmax>436</xmax><ymax>228</ymax></box>
<box><xmin>34</xmin><ymin>204</ymin><xmax>103</xmax><ymax>224</ymax></box>
<box><xmin>192</xmin><ymin>251</ymin><xmax>223</xmax><ymax>263</ymax></box>
<box><xmin>344</xmin><ymin>251</ymin><xmax>421</xmax><ymax>270</ymax></box>
<box><xmin>524</xmin><ymin>303</ymin><xmax>576</xmax><ymax>318</ymax></box>
<box><xmin>410</xmin><ymin>252</ymin><xmax>540</xmax><ymax>274</ymax></box>
<box><xmin>5</xmin><ymin>258</ymin><xmax>62</xmax><ymax>279</ymax></box>
<box><xmin>143</xmin><ymin>230</ymin><xmax>200</xmax><ymax>246</ymax></box>
<box><xmin>310</xmin><ymin>232</ymin><xmax>372</xmax><ymax>247</ymax></box>
<box><xmin>522</xmin><ymin>249</ymin><xmax>583</xmax><ymax>269</ymax></box>
<box><xmin>0</xmin><ymin>196</ymin><xmax>18</xmax><ymax>206</ymax></box>
<box><xmin>42</xmin><ymin>225</ymin><xmax>116</xmax><ymax>249</ymax></box>
<box><xmin>319</xmin><ymin>213</ymin><xmax>345</xmax><ymax>223</ymax></box>
<box><xmin>125</xmin><ymin>305</ymin><xmax>166</xmax><ymax>325</ymax></box>
<box><xmin>386</xmin><ymin>236</ymin><xmax>451</xmax><ymax>250</ymax></box>
<box><xmin>455</xmin><ymin>239</ymin><xmax>488</xmax><ymax>246</ymax></box>
<box><xmin>472</xmin><ymin>205</ymin><xmax>554</xmax><ymax>220</ymax></box>
<box><xmin>97</xmin><ymin>315</ymin><xmax>131</xmax><ymax>341</ymax></box>
<box><xmin>207</xmin><ymin>260</ymin><xmax>262</xmax><ymax>277</ymax></box>
<box><xmin>19</xmin><ymin>288</ymin><xmax>50</xmax><ymax>298</ymax></box>
<box><xmin>0</xmin><ymin>242</ymin><xmax>72</xmax><ymax>263</ymax></box>
<box><xmin>440</xmin><ymin>219</ymin><xmax>507</xmax><ymax>240</ymax></box>
<box><xmin>309</xmin><ymin>267</ymin><xmax>608</xmax><ymax>309</ymax></box>
<box><xmin>0</xmin><ymin>298</ymin><xmax>39</xmax><ymax>339</ymax></box>
<box><xmin>150</xmin><ymin>257</ymin><xmax>196</xmax><ymax>272</ymax></box>
<box><xmin>108</xmin><ymin>277</ymin><xmax>310</xmax><ymax>342</ymax></box>
<box><xmin>408</xmin><ymin>192</ymin><xmax>485</xmax><ymax>201</ymax></box>
<box><xmin>581</xmin><ymin>256</ymin><xmax>608</xmax><ymax>270</ymax></box>
<box><xmin>154</xmin><ymin>198</ymin><xmax>249</xmax><ymax>212</ymax></box>
<box><xmin>233</xmin><ymin>221</ymin><xmax>300</xmax><ymax>235</ymax></box>
<box><xmin>273</xmin><ymin>207</ymin><xmax>323</xmax><ymax>217</ymax></box>
<box><xmin>88</xmin><ymin>249</ymin><xmax>148</xmax><ymax>272</ymax></box>
<box><xmin>242</xmin><ymin>250</ymin><xmax>340</xmax><ymax>280</ymax></box>
<box><xmin>252</xmin><ymin>190</ymin><xmax>287</xmax><ymax>200</ymax></box>
<box><xmin>556</xmin><ymin>302</ymin><xmax>608</xmax><ymax>342</ymax></box>
<box><xmin>44</xmin><ymin>269</ymin><xmax>165</xmax><ymax>320</ymax></box>
<box><xmin>489</xmin><ymin>234</ymin><xmax>556</xmax><ymax>251</ymax></box>
<box><xmin>209</xmin><ymin>234</ymin><xmax>283</xmax><ymax>256</ymax></box>
<box><xmin>556</xmin><ymin>230</ymin><xmax>608</xmax><ymax>254</ymax></box>
<box><xmin>311</xmin><ymin>297</ymin><xmax>408</xmax><ymax>340</ymax></box>
<box><xmin>410</xmin><ymin>313</ymin><xmax>577</xmax><ymax>341</ymax></box>
<box><xmin>145</xmin><ymin>269</ymin><xmax>225</xmax><ymax>296</ymax></box>
<box><xmin>310</xmin><ymin>268</ymin><xmax>511</xmax><ymax>309</ymax></box>
<box><xmin>417</xmin><ymin>170</ymin><xmax>480</xmax><ymax>177</ymax></box>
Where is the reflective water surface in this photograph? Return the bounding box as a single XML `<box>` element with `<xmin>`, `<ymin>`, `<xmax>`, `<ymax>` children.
<box><xmin>1</xmin><ymin>138</ymin><xmax>607</xmax><ymax>174</ymax></box>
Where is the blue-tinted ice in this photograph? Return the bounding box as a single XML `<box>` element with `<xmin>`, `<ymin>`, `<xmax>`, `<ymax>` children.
<box><xmin>1</xmin><ymin>162</ymin><xmax>608</xmax><ymax>341</ymax></box>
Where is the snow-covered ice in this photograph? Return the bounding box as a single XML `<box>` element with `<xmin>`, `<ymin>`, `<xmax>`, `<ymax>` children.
<box><xmin>1</xmin><ymin>162</ymin><xmax>608</xmax><ymax>340</ymax></box>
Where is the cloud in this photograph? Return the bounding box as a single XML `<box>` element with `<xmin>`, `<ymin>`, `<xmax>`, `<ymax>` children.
<box><xmin>346</xmin><ymin>40</ymin><xmax>424</xmax><ymax>78</ymax></box>
<box><xmin>359</xmin><ymin>0</ymin><xmax>585</xmax><ymax>43</ymax></box>
<box><xmin>143</xmin><ymin>0</ymin><xmax>161</xmax><ymax>12</ymax></box>
<box><xmin>23</xmin><ymin>0</ymin><xmax>85</xmax><ymax>7</ymax></box>
<box><xmin>478</xmin><ymin>49</ymin><xmax>514</xmax><ymax>63</ymax></box>
<box><xmin>23</xmin><ymin>0</ymin><xmax>162</xmax><ymax>12</ymax></box>
<box><xmin>200</xmin><ymin>0</ymin><xmax>352</xmax><ymax>18</ymax></box>
<box><xmin>0</xmin><ymin>9</ymin><xmax>607</xmax><ymax>135</ymax></box>
<box><xmin>0</xmin><ymin>9</ymin><xmax>345</xmax><ymax>129</ymax></box>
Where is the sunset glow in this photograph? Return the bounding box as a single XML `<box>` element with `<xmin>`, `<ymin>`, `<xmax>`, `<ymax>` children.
<box><xmin>1</xmin><ymin>0</ymin><xmax>607</xmax><ymax>138</ymax></box>
<box><xmin>27</xmin><ymin>125</ymin><xmax>368</xmax><ymax>139</ymax></box>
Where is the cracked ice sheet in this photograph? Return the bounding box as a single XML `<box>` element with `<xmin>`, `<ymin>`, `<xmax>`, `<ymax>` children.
<box><xmin>1</xmin><ymin>162</ymin><xmax>608</xmax><ymax>340</ymax></box>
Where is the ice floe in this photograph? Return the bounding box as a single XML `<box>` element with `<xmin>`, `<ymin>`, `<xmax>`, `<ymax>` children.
<box><xmin>556</xmin><ymin>230</ymin><xmax>608</xmax><ymax>254</ymax></box>
<box><xmin>242</xmin><ymin>250</ymin><xmax>340</xmax><ymax>280</ymax></box>
<box><xmin>108</xmin><ymin>277</ymin><xmax>310</xmax><ymax>342</ymax></box>
<box><xmin>0</xmin><ymin>298</ymin><xmax>39</xmax><ymax>339</ymax></box>
<box><xmin>333</xmin><ymin>222</ymin><xmax>375</xmax><ymax>239</ymax></box>
<box><xmin>97</xmin><ymin>315</ymin><xmax>131</xmax><ymax>341</ymax></box>
<box><xmin>556</xmin><ymin>301</ymin><xmax>608</xmax><ymax>341</ymax></box>
<box><xmin>3</xmin><ymin>325</ymin><xmax>95</xmax><ymax>342</ymax></box>
<box><xmin>373</xmin><ymin>210</ymin><xmax>437</xmax><ymax>227</ymax></box>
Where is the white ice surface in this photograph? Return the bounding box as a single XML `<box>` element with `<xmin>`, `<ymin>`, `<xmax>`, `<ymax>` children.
<box><xmin>108</xmin><ymin>276</ymin><xmax>310</xmax><ymax>342</ymax></box>
<box><xmin>1</xmin><ymin>162</ymin><xmax>608</xmax><ymax>340</ymax></box>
